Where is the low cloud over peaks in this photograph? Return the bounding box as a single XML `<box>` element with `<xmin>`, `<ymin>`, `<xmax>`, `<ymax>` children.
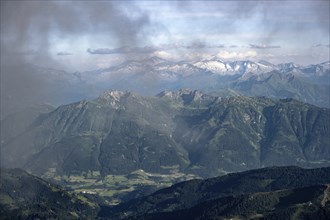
<box><xmin>249</xmin><ymin>44</ymin><xmax>281</xmax><ymax>49</ymax></box>
<box><xmin>87</xmin><ymin>43</ymin><xmax>227</xmax><ymax>55</ymax></box>
<box><xmin>87</xmin><ymin>46</ymin><xmax>159</xmax><ymax>55</ymax></box>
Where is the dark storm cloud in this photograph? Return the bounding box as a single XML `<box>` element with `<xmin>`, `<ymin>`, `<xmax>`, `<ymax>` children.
<box><xmin>0</xmin><ymin>1</ymin><xmax>152</xmax><ymax>116</ymax></box>
<box><xmin>249</xmin><ymin>44</ymin><xmax>281</xmax><ymax>49</ymax></box>
<box><xmin>1</xmin><ymin>1</ymin><xmax>151</xmax><ymax>57</ymax></box>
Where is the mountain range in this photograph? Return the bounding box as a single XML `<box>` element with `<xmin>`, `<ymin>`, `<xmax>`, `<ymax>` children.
<box><xmin>28</xmin><ymin>57</ymin><xmax>329</xmax><ymax>108</ymax></box>
<box><xmin>2</xmin><ymin>89</ymin><xmax>329</xmax><ymax>179</ymax></box>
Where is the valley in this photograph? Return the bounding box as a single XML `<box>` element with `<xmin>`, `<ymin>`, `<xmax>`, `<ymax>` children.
<box><xmin>1</xmin><ymin>166</ymin><xmax>329</xmax><ymax>219</ymax></box>
<box><xmin>42</xmin><ymin>168</ymin><xmax>198</xmax><ymax>205</ymax></box>
<box><xmin>1</xmin><ymin>0</ymin><xmax>329</xmax><ymax>219</ymax></box>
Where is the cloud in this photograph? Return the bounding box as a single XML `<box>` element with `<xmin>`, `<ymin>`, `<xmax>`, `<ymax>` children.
<box><xmin>217</xmin><ymin>50</ymin><xmax>257</xmax><ymax>59</ymax></box>
<box><xmin>12</xmin><ymin>50</ymin><xmax>38</xmax><ymax>56</ymax></box>
<box><xmin>313</xmin><ymin>44</ymin><xmax>330</xmax><ymax>48</ymax></box>
<box><xmin>87</xmin><ymin>48</ymin><xmax>125</xmax><ymax>55</ymax></box>
<box><xmin>87</xmin><ymin>43</ymin><xmax>226</xmax><ymax>55</ymax></box>
<box><xmin>151</xmin><ymin>50</ymin><xmax>173</xmax><ymax>60</ymax></box>
<box><xmin>57</xmin><ymin>52</ymin><xmax>72</xmax><ymax>56</ymax></box>
<box><xmin>183</xmin><ymin>42</ymin><xmax>224</xmax><ymax>49</ymax></box>
<box><xmin>249</xmin><ymin>44</ymin><xmax>281</xmax><ymax>49</ymax></box>
<box><xmin>1</xmin><ymin>1</ymin><xmax>152</xmax><ymax>56</ymax></box>
<box><xmin>87</xmin><ymin>46</ymin><xmax>159</xmax><ymax>55</ymax></box>
<box><xmin>0</xmin><ymin>1</ymin><xmax>153</xmax><ymax>115</ymax></box>
<box><xmin>176</xmin><ymin>0</ymin><xmax>329</xmax><ymax>48</ymax></box>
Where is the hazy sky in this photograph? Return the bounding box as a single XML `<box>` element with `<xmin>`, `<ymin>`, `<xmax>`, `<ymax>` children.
<box><xmin>1</xmin><ymin>0</ymin><xmax>329</xmax><ymax>71</ymax></box>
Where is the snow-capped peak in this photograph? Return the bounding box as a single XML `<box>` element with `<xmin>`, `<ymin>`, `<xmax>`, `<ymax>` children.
<box><xmin>277</xmin><ymin>62</ymin><xmax>301</xmax><ymax>72</ymax></box>
<box><xmin>193</xmin><ymin>59</ymin><xmax>276</xmax><ymax>76</ymax></box>
<box><xmin>193</xmin><ymin>59</ymin><xmax>233</xmax><ymax>75</ymax></box>
<box><xmin>257</xmin><ymin>60</ymin><xmax>276</xmax><ymax>67</ymax></box>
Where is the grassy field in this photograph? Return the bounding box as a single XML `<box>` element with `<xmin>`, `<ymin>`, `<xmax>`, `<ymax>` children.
<box><xmin>42</xmin><ymin>168</ymin><xmax>199</xmax><ymax>205</ymax></box>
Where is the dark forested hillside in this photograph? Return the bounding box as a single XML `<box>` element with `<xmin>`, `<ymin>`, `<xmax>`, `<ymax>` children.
<box><xmin>140</xmin><ymin>185</ymin><xmax>330</xmax><ymax>220</ymax></box>
<box><xmin>0</xmin><ymin>168</ymin><xmax>98</xmax><ymax>219</ymax></box>
<box><xmin>99</xmin><ymin>166</ymin><xmax>330</xmax><ymax>219</ymax></box>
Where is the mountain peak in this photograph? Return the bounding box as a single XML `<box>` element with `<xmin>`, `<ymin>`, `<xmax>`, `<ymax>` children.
<box><xmin>100</xmin><ymin>90</ymin><xmax>126</xmax><ymax>100</ymax></box>
<box><xmin>208</xmin><ymin>55</ymin><xmax>224</xmax><ymax>62</ymax></box>
<box><xmin>277</xmin><ymin>62</ymin><xmax>300</xmax><ymax>69</ymax></box>
<box><xmin>156</xmin><ymin>88</ymin><xmax>213</xmax><ymax>105</ymax></box>
<box><xmin>97</xmin><ymin>90</ymin><xmax>129</xmax><ymax>107</ymax></box>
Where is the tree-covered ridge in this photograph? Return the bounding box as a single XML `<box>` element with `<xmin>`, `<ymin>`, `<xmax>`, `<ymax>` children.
<box><xmin>100</xmin><ymin>166</ymin><xmax>330</xmax><ymax>219</ymax></box>
<box><xmin>140</xmin><ymin>185</ymin><xmax>330</xmax><ymax>220</ymax></box>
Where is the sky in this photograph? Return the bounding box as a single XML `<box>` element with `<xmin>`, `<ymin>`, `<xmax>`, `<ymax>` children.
<box><xmin>0</xmin><ymin>0</ymin><xmax>329</xmax><ymax>115</ymax></box>
<box><xmin>1</xmin><ymin>0</ymin><xmax>329</xmax><ymax>72</ymax></box>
